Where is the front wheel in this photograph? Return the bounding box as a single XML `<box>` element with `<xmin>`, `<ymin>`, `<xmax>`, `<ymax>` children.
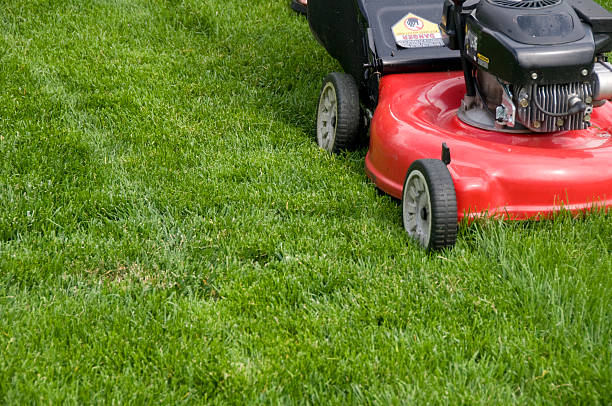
<box><xmin>402</xmin><ymin>159</ymin><xmax>458</xmax><ymax>251</ymax></box>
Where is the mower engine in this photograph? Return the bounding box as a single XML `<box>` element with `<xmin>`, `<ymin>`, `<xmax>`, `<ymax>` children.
<box><xmin>440</xmin><ymin>0</ymin><xmax>612</xmax><ymax>132</ymax></box>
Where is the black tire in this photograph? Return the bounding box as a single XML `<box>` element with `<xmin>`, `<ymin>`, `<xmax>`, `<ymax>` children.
<box><xmin>316</xmin><ymin>72</ymin><xmax>360</xmax><ymax>153</ymax></box>
<box><xmin>402</xmin><ymin>159</ymin><xmax>458</xmax><ymax>251</ymax></box>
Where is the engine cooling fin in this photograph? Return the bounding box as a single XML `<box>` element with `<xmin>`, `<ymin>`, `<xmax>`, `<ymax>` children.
<box><xmin>515</xmin><ymin>83</ymin><xmax>593</xmax><ymax>132</ymax></box>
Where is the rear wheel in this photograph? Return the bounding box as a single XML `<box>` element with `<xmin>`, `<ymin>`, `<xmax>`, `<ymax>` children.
<box><xmin>316</xmin><ymin>72</ymin><xmax>360</xmax><ymax>153</ymax></box>
<box><xmin>402</xmin><ymin>159</ymin><xmax>458</xmax><ymax>251</ymax></box>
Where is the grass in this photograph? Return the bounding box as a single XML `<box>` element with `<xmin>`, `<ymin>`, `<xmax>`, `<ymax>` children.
<box><xmin>0</xmin><ymin>0</ymin><xmax>610</xmax><ymax>403</ymax></box>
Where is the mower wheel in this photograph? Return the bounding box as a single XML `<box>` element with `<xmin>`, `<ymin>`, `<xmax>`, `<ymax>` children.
<box><xmin>402</xmin><ymin>159</ymin><xmax>458</xmax><ymax>251</ymax></box>
<box><xmin>316</xmin><ymin>72</ymin><xmax>360</xmax><ymax>153</ymax></box>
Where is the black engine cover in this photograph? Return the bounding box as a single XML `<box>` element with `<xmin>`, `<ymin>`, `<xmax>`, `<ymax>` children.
<box><xmin>463</xmin><ymin>0</ymin><xmax>612</xmax><ymax>85</ymax></box>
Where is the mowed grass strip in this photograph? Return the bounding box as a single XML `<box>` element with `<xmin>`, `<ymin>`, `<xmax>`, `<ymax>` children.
<box><xmin>0</xmin><ymin>0</ymin><xmax>610</xmax><ymax>403</ymax></box>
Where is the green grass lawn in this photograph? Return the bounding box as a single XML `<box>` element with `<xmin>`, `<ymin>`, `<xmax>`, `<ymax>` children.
<box><xmin>0</xmin><ymin>0</ymin><xmax>610</xmax><ymax>403</ymax></box>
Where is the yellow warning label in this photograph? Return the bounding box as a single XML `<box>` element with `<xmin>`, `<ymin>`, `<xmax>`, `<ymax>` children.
<box><xmin>477</xmin><ymin>53</ymin><xmax>489</xmax><ymax>68</ymax></box>
<box><xmin>477</xmin><ymin>53</ymin><xmax>489</xmax><ymax>64</ymax></box>
<box><xmin>392</xmin><ymin>13</ymin><xmax>444</xmax><ymax>49</ymax></box>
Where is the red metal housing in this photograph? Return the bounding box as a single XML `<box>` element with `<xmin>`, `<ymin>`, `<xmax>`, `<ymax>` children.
<box><xmin>365</xmin><ymin>72</ymin><xmax>612</xmax><ymax>220</ymax></box>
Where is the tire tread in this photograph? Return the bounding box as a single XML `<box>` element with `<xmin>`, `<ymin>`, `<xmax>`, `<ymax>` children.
<box><xmin>403</xmin><ymin>159</ymin><xmax>458</xmax><ymax>251</ymax></box>
<box><xmin>318</xmin><ymin>73</ymin><xmax>360</xmax><ymax>153</ymax></box>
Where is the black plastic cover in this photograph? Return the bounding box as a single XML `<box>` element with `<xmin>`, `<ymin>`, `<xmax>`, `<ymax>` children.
<box><xmin>364</xmin><ymin>0</ymin><xmax>460</xmax><ymax>73</ymax></box>
<box><xmin>466</xmin><ymin>18</ymin><xmax>596</xmax><ymax>84</ymax></box>
<box><xmin>464</xmin><ymin>0</ymin><xmax>612</xmax><ymax>85</ymax></box>
<box><xmin>307</xmin><ymin>0</ymin><xmax>367</xmax><ymax>86</ymax></box>
<box><xmin>439</xmin><ymin>0</ymin><xmax>459</xmax><ymax>50</ymax></box>
<box><xmin>475</xmin><ymin>0</ymin><xmax>586</xmax><ymax>45</ymax></box>
<box><xmin>308</xmin><ymin>0</ymin><xmax>461</xmax><ymax>84</ymax></box>
<box><xmin>569</xmin><ymin>0</ymin><xmax>612</xmax><ymax>53</ymax></box>
<box><xmin>568</xmin><ymin>0</ymin><xmax>612</xmax><ymax>33</ymax></box>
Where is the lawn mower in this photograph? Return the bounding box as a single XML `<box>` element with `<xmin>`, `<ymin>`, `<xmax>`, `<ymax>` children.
<box><xmin>308</xmin><ymin>0</ymin><xmax>612</xmax><ymax>250</ymax></box>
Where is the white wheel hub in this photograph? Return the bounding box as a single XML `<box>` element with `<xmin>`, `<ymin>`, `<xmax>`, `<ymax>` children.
<box><xmin>403</xmin><ymin>171</ymin><xmax>432</xmax><ymax>247</ymax></box>
<box><xmin>317</xmin><ymin>82</ymin><xmax>338</xmax><ymax>151</ymax></box>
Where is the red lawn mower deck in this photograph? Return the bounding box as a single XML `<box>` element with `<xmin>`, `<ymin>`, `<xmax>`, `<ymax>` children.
<box><xmin>308</xmin><ymin>0</ymin><xmax>612</xmax><ymax>250</ymax></box>
<box><xmin>366</xmin><ymin>71</ymin><xmax>612</xmax><ymax>221</ymax></box>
